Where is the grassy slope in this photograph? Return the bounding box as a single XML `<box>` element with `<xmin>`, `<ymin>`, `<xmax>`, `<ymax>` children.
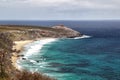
<box><xmin>0</xmin><ymin>25</ymin><xmax>57</xmax><ymax>32</ymax></box>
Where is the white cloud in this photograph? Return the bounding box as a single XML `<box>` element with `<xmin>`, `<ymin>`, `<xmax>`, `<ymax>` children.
<box><xmin>0</xmin><ymin>0</ymin><xmax>120</xmax><ymax>9</ymax></box>
<box><xmin>0</xmin><ymin>0</ymin><xmax>120</xmax><ymax>20</ymax></box>
<box><xmin>26</xmin><ymin>0</ymin><xmax>120</xmax><ymax>9</ymax></box>
<box><xmin>0</xmin><ymin>0</ymin><xmax>70</xmax><ymax>6</ymax></box>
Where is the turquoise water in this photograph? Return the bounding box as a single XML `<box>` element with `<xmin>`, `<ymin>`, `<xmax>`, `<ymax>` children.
<box><xmin>18</xmin><ymin>37</ymin><xmax>120</xmax><ymax>80</ymax></box>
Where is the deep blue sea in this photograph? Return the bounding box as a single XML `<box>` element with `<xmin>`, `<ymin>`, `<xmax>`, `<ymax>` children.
<box><xmin>0</xmin><ymin>20</ymin><xmax>120</xmax><ymax>80</ymax></box>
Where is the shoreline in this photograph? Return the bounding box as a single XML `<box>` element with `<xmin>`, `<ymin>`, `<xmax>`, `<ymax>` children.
<box><xmin>11</xmin><ymin>40</ymin><xmax>34</xmax><ymax>70</ymax></box>
<box><xmin>10</xmin><ymin>35</ymin><xmax>87</xmax><ymax>70</ymax></box>
<box><xmin>11</xmin><ymin>38</ymin><xmax>58</xmax><ymax>70</ymax></box>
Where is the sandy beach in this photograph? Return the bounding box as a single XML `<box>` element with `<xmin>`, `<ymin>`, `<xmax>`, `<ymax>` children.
<box><xmin>11</xmin><ymin>38</ymin><xmax>56</xmax><ymax>70</ymax></box>
<box><xmin>11</xmin><ymin>40</ymin><xmax>33</xmax><ymax>70</ymax></box>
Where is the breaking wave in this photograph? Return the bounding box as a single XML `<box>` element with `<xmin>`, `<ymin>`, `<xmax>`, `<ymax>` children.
<box><xmin>74</xmin><ymin>35</ymin><xmax>91</xmax><ymax>39</ymax></box>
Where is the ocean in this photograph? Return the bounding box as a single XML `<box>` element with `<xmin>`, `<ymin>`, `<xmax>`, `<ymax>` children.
<box><xmin>0</xmin><ymin>20</ymin><xmax>120</xmax><ymax>80</ymax></box>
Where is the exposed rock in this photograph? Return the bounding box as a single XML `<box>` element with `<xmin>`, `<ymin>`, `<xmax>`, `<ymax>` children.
<box><xmin>22</xmin><ymin>58</ymin><xmax>26</xmax><ymax>60</ymax></box>
<box><xmin>52</xmin><ymin>25</ymin><xmax>82</xmax><ymax>38</ymax></box>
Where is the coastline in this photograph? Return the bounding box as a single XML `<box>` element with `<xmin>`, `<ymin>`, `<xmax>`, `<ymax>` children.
<box><xmin>0</xmin><ymin>25</ymin><xmax>82</xmax><ymax>80</ymax></box>
<box><xmin>11</xmin><ymin>40</ymin><xmax>34</xmax><ymax>70</ymax></box>
<box><xmin>11</xmin><ymin>38</ymin><xmax>58</xmax><ymax>70</ymax></box>
<box><xmin>10</xmin><ymin>35</ymin><xmax>88</xmax><ymax>71</ymax></box>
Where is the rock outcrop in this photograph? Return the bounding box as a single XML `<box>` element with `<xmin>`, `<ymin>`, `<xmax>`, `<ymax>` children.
<box><xmin>52</xmin><ymin>25</ymin><xmax>81</xmax><ymax>38</ymax></box>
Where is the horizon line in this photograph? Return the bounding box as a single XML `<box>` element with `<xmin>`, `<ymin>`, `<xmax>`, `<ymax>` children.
<box><xmin>0</xmin><ymin>19</ymin><xmax>120</xmax><ymax>21</ymax></box>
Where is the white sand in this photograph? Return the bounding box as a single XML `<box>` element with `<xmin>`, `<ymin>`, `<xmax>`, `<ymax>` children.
<box><xmin>11</xmin><ymin>38</ymin><xmax>57</xmax><ymax>70</ymax></box>
<box><xmin>11</xmin><ymin>40</ymin><xmax>33</xmax><ymax>69</ymax></box>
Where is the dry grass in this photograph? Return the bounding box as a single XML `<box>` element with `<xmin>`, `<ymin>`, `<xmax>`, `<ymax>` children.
<box><xmin>13</xmin><ymin>71</ymin><xmax>56</xmax><ymax>80</ymax></box>
<box><xmin>0</xmin><ymin>25</ymin><xmax>56</xmax><ymax>32</ymax></box>
<box><xmin>0</xmin><ymin>71</ymin><xmax>55</xmax><ymax>80</ymax></box>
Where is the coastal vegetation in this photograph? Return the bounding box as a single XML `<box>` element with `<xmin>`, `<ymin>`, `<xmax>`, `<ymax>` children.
<box><xmin>0</xmin><ymin>25</ymin><xmax>81</xmax><ymax>80</ymax></box>
<box><xmin>0</xmin><ymin>32</ymin><xmax>55</xmax><ymax>80</ymax></box>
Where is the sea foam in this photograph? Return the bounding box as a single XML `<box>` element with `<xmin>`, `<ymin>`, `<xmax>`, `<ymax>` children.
<box><xmin>17</xmin><ymin>38</ymin><xmax>57</xmax><ymax>71</ymax></box>
<box><xmin>23</xmin><ymin>38</ymin><xmax>57</xmax><ymax>58</ymax></box>
<box><xmin>74</xmin><ymin>35</ymin><xmax>91</xmax><ymax>39</ymax></box>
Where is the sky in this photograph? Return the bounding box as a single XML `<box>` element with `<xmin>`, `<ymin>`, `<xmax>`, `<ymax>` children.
<box><xmin>0</xmin><ymin>0</ymin><xmax>120</xmax><ymax>20</ymax></box>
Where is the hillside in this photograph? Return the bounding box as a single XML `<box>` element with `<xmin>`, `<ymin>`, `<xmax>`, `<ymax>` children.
<box><xmin>0</xmin><ymin>25</ymin><xmax>81</xmax><ymax>40</ymax></box>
